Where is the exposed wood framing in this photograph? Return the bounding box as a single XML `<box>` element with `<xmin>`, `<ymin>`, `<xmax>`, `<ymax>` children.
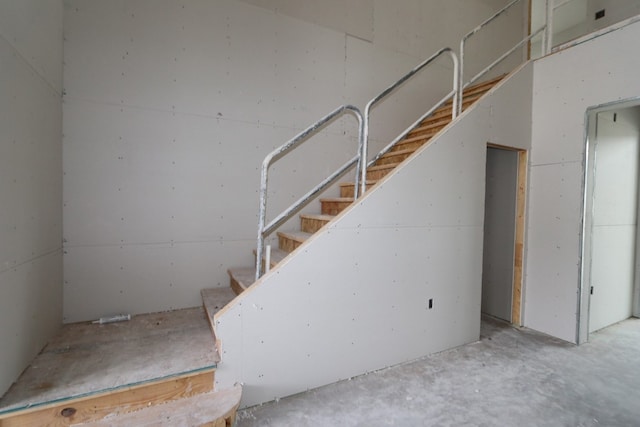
<box><xmin>0</xmin><ymin>370</ymin><xmax>214</xmax><ymax>427</ymax></box>
<box><xmin>512</xmin><ymin>150</ymin><xmax>527</xmax><ymax>326</ymax></box>
<box><xmin>487</xmin><ymin>143</ymin><xmax>527</xmax><ymax>326</ymax></box>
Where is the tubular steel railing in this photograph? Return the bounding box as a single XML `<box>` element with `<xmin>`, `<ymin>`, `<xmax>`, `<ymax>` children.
<box><xmin>363</xmin><ymin>48</ymin><xmax>459</xmax><ymax>175</ymax></box>
<box><xmin>361</xmin><ymin>47</ymin><xmax>459</xmax><ymax>191</ymax></box>
<box><xmin>255</xmin><ymin>105</ymin><xmax>364</xmax><ymax>280</ymax></box>
<box><xmin>255</xmin><ymin>0</ymin><xmax>568</xmax><ymax>281</ymax></box>
<box><xmin>458</xmin><ymin>0</ymin><xmax>550</xmax><ymax>115</ymax></box>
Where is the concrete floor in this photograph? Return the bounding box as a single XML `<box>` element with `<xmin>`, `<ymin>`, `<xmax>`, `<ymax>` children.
<box><xmin>236</xmin><ymin>316</ymin><xmax>640</xmax><ymax>427</ymax></box>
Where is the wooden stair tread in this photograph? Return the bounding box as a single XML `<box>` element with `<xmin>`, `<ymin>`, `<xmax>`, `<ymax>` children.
<box><xmin>227</xmin><ymin>267</ymin><xmax>256</xmax><ymax>293</ymax></box>
<box><xmin>277</xmin><ymin>230</ymin><xmax>313</xmax><ymax>242</ymax></box>
<box><xmin>0</xmin><ymin>309</ymin><xmax>218</xmax><ymax>425</ymax></box>
<box><xmin>398</xmin><ymin>132</ymin><xmax>437</xmax><ymax>145</ymax></box>
<box><xmin>410</xmin><ymin>117</ymin><xmax>451</xmax><ymax>132</ymax></box>
<box><xmin>253</xmin><ymin>246</ymin><xmax>289</xmax><ymax>266</ymax></box>
<box><xmin>75</xmin><ymin>384</ymin><xmax>242</xmax><ymax>427</ymax></box>
<box><xmin>367</xmin><ymin>162</ymin><xmax>400</xmax><ymax>171</ymax></box>
<box><xmin>299</xmin><ymin>213</ymin><xmax>335</xmax><ymax>222</ymax></box>
<box><xmin>463</xmin><ymin>74</ymin><xmax>505</xmax><ymax>93</ymax></box>
<box><xmin>201</xmin><ymin>287</ymin><xmax>236</xmax><ymax>337</ymax></box>
<box><xmin>339</xmin><ymin>181</ymin><xmax>376</xmax><ymax>188</ymax></box>
<box><xmin>201</xmin><ymin>287</ymin><xmax>236</xmax><ymax>315</ymax></box>
<box><xmin>380</xmin><ymin>147</ymin><xmax>417</xmax><ymax>159</ymax></box>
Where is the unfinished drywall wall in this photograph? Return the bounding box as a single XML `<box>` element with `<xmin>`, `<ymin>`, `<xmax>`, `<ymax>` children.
<box><xmin>587</xmin><ymin>0</ymin><xmax>640</xmax><ymax>33</ymax></box>
<box><xmin>215</xmin><ymin>64</ymin><xmax>534</xmax><ymax>407</ymax></box>
<box><xmin>62</xmin><ymin>0</ymin><xmax>526</xmax><ymax>322</ymax></box>
<box><xmin>531</xmin><ymin>0</ymin><xmax>640</xmax><ymax>54</ymax></box>
<box><xmin>527</xmin><ymin>20</ymin><xmax>640</xmax><ymax>343</ymax></box>
<box><xmin>0</xmin><ymin>1</ymin><xmax>64</xmax><ymax>396</ymax></box>
<box><xmin>588</xmin><ymin>109</ymin><xmax>639</xmax><ymax>333</ymax></box>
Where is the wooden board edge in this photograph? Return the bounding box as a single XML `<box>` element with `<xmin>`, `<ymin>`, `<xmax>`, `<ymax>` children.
<box><xmin>0</xmin><ymin>369</ymin><xmax>215</xmax><ymax>426</ymax></box>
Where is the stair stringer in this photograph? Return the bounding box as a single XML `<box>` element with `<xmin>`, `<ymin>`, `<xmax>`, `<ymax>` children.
<box><xmin>215</xmin><ymin>62</ymin><xmax>534</xmax><ymax>408</ymax></box>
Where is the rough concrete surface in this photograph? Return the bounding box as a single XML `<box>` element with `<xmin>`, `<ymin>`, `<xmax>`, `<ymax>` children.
<box><xmin>237</xmin><ymin>316</ymin><xmax>640</xmax><ymax>426</ymax></box>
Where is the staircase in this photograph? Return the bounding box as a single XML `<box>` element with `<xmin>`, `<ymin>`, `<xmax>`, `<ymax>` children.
<box><xmin>0</xmin><ymin>303</ymin><xmax>241</xmax><ymax>426</ymax></box>
<box><xmin>222</xmin><ymin>74</ymin><xmax>504</xmax><ymax>294</ymax></box>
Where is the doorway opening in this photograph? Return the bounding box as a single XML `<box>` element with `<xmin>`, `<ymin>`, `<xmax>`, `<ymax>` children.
<box><xmin>482</xmin><ymin>144</ymin><xmax>527</xmax><ymax>325</ymax></box>
<box><xmin>579</xmin><ymin>100</ymin><xmax>640</xmax><ymax>342</ymax></box>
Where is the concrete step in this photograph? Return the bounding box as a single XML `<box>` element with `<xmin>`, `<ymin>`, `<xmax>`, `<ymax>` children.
<box><xmin>277</xmin><ymin>230</ymin><xmax>312</xmax><ymax>252</ymax></box>
<box><xmin>227</xmin><ymin>266</ymin><xmax>255</xmax><ymax>295</ymax></box>
<box><xmin>75</xmin><ymin>384</ymin><xmax>242</xmax><ymax>427</ymax></box>
<box><xmin>320</xmin><ymin>197</ymin><xmax>354</xmax><ymax>216</ymax></box>
<box><xmin>300</xmin><ymin>213</ymin><xmax>335</xmax><ymax>233</ymax></box>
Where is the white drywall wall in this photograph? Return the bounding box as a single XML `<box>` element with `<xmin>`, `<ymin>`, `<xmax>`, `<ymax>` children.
<box><xmin>215</xmin><ymin>64</ymin><xmax>534</xmax><ymax>407</ymax></box>
<box><xmin>0</xmin><ymin>1</ymin><xmax>63</xmax><ymax>396</ymax></box>
<box><xmin>62</xmin><ymin>0</ymin><xmax>526</xmax><ymax>322</ymax></box>
<box><xmin>587</xmin><ymin>0</ymin><xmax>640</xmax><ymax>33</ymax></box>
<box><xmin>588</xmin><ymin>110</ymin><xmax>639</xmax><ymax>332</ymax></box>
<box><xmin>527</xmin><ymin>20</ymin><xmax>640</xmax><ymax>343</ymax></box>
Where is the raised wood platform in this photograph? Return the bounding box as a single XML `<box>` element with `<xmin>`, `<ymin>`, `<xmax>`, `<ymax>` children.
<box><xmin>0</xmin><ymin>307</ymin><xmax>225</xmax><ymax>426</ymax></box>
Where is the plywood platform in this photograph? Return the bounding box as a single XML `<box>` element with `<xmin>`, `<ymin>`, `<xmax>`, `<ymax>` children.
<box><xmin>0</xmin><ymin>307</ymin><xmax>218</xmax><ymax>417</ymax></box>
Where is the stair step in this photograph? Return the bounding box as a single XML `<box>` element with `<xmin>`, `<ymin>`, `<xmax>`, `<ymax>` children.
<box><xmin>75</xmin><ymin>384</ymin><xmax>242</xmax><ymax>427</ymax></box>
<box><xmin>320</xmin><ymin>197</ymin><xmax>354</xmax><ymax>215</ymax></box>
<box><xmin>390</xmin><ymin>137</ymin><xmax>429</xmax><ymax>153</ymax></box>
<box><xmin>253</xmin><ymin>246</ymin><xmax>289</xmax><ymax>269</ymax></box>
<box><xmin>201</xmin><ymin>287</ymin><xmax>237</xmax><ymax>336</ymax></box>
<box><xmin>442</xmin><ymin>91</ymin><xmax>484</xmax><ymax>109</ymax></box>
<box><xmin>366</xmin><ymin>163</ymin><xmax>400</xmax><ymax>180</ymax></box>
<box><xmin>407</xmin><ymin>118</ymin><xmax>450</xmax><ymax>138</ymax></box>
<box><xmin>0</xmin><ymin>309</ymin><xmax>218</xmax><ymax>426</ymax></box>
<box><xmin>462</xmin><ymin>74</ymin><xmax>505</xmax><ymax>96</ymax></box>
<box><xmin>201</xmin><ymin>287</ymin><xmax>236</xmax><ymax>314</ymax></box>
<box><xmin>277</xmin><ymin>230</ymin><xmax>313</xmax><ymax>252</ymax></box>
<box><xmin>227</xmin><ymin>267</ymin><xmax>255</xmax><ymax>295</ymax></box>
<box><xmin>375</xmin><ymin>147</ymin><xmax>416</xmax><ymax>165</ymax></box>
<box><xmin>339</xmin><ymin>181</ymin><xmax>377</xmax><ymax>198</ymax></box>
<box><xmin>300</xmin><ymin>213</ymin><xmax>335</xmax><ymax>233</ymax></box>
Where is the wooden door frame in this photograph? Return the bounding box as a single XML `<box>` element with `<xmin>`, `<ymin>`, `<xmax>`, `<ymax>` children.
<box><xmin>487</xmin><ymin>143</ymin><xmax>528</xmax><ymax>326</ymax></box>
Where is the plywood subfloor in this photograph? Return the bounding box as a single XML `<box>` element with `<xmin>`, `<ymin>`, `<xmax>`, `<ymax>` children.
<box><xmin>0</xmin><ymin>307</ymin><xmax>218</xmax><ymax>415</ymax></box>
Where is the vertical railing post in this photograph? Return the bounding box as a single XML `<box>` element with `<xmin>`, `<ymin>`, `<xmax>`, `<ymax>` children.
<box><xmin>458</xmin><ymin>38</ymin><xmax>465</xmax><ymax>117</ymax></box>
<box><xmin>255</xmin><ymin>159</ymin><xmax>269</xmax><ymax>281</ymax></box>
<box><xmin>543</xmin><ymin>0</ymin><xmax>553</xmax><ymax>55</ymax></box>
<box><xmin>450</xmin><ymin>50</ymin><xmax>460</xmax><ymax>120</ymax></box>
<box><xmin>353</xmin><ymin>110</ymin><xmax>365</xmax><ymax>199</ymax></box>
<box><xmin>360</xmin><ymin>103</ymin><xmax>372</xmax><ymax>198</ymax></box>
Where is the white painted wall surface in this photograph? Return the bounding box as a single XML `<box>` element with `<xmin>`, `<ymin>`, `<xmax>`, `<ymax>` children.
<box><xmin>215</xmin><ymin>64</ymin><xmax>533</xmax><ymax>407</ymax></box>
<box><xmin>0</xmin><ymin>1</ymin><xmax>63</xmax><ymax>396</ymax></box>
<box><xmin>63</xmin><ymin>0</ymin><xmax>526</xmax><ymax>322</ymax></box>
<box><xmin>588</xmin><ymin>110</ymin><xmax>639</xmax><ymax>332</ymax></box>
<box><xmin>526</xmin><ymin>20</ymin><xmax>640</xmax><ymax>343</ymax></box>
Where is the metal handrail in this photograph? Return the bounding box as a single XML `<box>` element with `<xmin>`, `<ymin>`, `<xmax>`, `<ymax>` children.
<box><xmin>458</xmin><ymin>0</ymin><xmax>549</xmax><ymax>115</ymax></box>
<box><xmin>361</xmin><ymin>47</ymin><xmax>459</xmax><ymax>194</ymax></box>
<box><xmin>255</xmin><ymin>105</ymin><xmax>364</xmax><ymax>280</ymax></box>
<box><xmin>254</xmin><ymin>1</ymin><xmax>569</xmax><ymax>281</ymax></box>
